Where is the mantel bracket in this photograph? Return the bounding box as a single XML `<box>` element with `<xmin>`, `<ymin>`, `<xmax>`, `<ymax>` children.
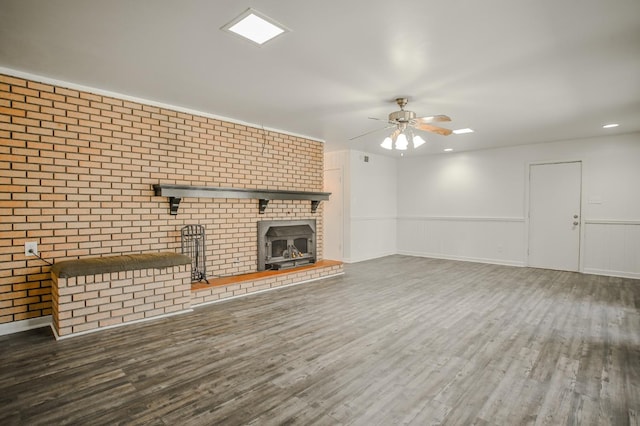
<box><xmin>259</xmin><ymin>199</ymin><xmax>269</xmax><ymax>214</ymax></box>
<box><xmin>311</xmin><ymin>200</ymin><xmax>321</xmax><ymax>213</ymax></box>
<box><xmin>169</xmin><ymin>197</ymin><xmax>181</xmax><ymax>215</ymax></box>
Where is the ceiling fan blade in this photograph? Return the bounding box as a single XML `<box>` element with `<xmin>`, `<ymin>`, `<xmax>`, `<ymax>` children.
<box><xmin>349</xmin><ymin>124</ymin><xmax>395</xmax><ymax>140</ymax></box>
<box><xmin>415</xmin><ymin>114</ymin><xmax>451</xmax><ymax>124</ymax></box>
<box><xmin>414</xmin><ymin>123</ymin><xmax>453</xmax><ymax>136</ymax></box>
<box><xmin>368</xmin><ymin>117</ymin><xmax>384</xmax><ymax>121</ymax></box>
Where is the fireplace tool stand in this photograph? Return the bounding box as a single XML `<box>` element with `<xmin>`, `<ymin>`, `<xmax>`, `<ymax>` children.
<box><xmin>181</xmin><ymin>225</ymin><xmax>207</xmax><ymax>282</ymax></box>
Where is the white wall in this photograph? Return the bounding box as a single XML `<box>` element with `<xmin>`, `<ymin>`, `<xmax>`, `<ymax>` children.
<box><xmin>324</xmin><ymin>150</ymin><xmax>397</xmax><ymax>263</ymax></box>
<box><xmin>397</xmin><ymin>132</ymin><xmax>640</xmax><ymax>278</ymax></box>
<box><xmin>348</xmin><ymin>150</ymin><xmax>397</xmax><ymax>262</ymax></box>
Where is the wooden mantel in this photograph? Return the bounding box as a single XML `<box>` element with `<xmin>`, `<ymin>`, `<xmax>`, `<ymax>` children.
<box><xmin>153</xmin><ymin>184</ymin><xmax>331</xmax><ymax>215</ymax></box>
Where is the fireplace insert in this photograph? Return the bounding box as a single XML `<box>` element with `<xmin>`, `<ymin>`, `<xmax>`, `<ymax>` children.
<box><xmin>257</xmin><ymin>219</ymin><xmax>316</xmax><ymax>271</ymax></box>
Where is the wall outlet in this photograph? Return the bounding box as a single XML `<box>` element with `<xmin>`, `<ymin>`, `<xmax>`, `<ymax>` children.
<box><xmin>25</xmin><ymin>241</ymin><xmax>38</xmax><ymax>256</ymax></box>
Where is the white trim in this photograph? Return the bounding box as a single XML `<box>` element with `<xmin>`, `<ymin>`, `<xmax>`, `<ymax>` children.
<box><xmin>397</xmin><ymin>250</ymin><xmax>526</xmax><ymax>267</ymax></box>
<box><xmin>0</xmin><ymin>66</ymin><xmax>324</xmax><ymax>144</ymax></box>
<box><xmin>52</xmin><ymin>309</ymin><xmax>193</xmax><ymax>340</ymax></box>
<box><xmin>192</xmin><ymin>272</ymin><xmax>344</xmax><ymax>308</ymax></box>
<box><xmin>0</xmin><ymin>315</ymin><xmax>52</xmax><ymax>336</ymax></box>
<box><xmin>342</xmin><ymin>251</ymin><xmax>397</xmax><ymax>264</ymax></box>
<box><xmin>584</xmin><ymin>219</ymin><xmax>640</xmax><ymax>225</ymax></box>
<box><xmin>583</xmin><ymin>268</ymin><xmax>640</xmax><ymax>280</ymax></box>
<box><xmin>394</xmin><ymin>252</ymin><xmax>638</xmax><ymax>279</ymax></box>
<box><xmin>397</xmin><ymin>216</ymin><xmax>525</xmax><ymax>222</ymax></box>
<box><xmin>351</xmin><ymin>216</ymin><xmax>397</xmax><ymax>221</ymax></box>
<box><xmin>323</xmin><ymin>166</ymin><xmax>345</xmax><ymax>261</ymax></box>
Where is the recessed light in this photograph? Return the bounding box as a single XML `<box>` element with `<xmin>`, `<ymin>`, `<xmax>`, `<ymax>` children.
<box><xmin>222</xmin><ymin>8</ymin><xmax>289</xmax><ymax>46</ymax></box>
<box><xmin>602</xmin><ymin>123</ymin><xmax>619</xmax><ymax>129</ymax></box>
<box><xmin>453</xmin><ymin>128</ymin><xmax>474</xmax><ymax>135</ymax></box>
<box><xmin>444</xmin><ymin>148</ymin><xmax>453</xmax><ymax>152</ymax></box>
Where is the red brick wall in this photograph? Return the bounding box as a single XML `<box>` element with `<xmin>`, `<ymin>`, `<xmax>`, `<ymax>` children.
<box><xmin>0</xmin><ymin>73</ymin><xmax>325</xmax><ymax>325</ymax></box>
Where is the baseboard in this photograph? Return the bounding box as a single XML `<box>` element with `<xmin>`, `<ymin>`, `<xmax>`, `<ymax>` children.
<box><xmin>342</xmin><ymin>252</ymin><xmax>397</xmax><ymax>264</ymax></box>
<box><xmin>0</xmin><ymin>315</ymin><xmax>52</xmax><ymax>336</ymax></box>
<box><xmin>397</xmin><ymin>251</ymin><xmax>526</xmax><ymax>267</ymax></box>
<box><xmin>582</xmin><ymin>268</ymin><xmax>640</xmax><ymax>280</ymax></box>
<box><xmin>397</xmin><ymin>252</ymin><xmax>639</xmax><ymax>278</ymax></box>
<box><xmin>53</xmin><ymin>309</ymin><xmax>194</xmax><ymax>340</ymax></box>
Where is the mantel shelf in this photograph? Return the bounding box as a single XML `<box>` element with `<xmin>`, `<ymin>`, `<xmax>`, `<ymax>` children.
<box><xmin>153</xmin><ymin>184</ymin><xmax>331</xmax><ymax>215</ymax></box>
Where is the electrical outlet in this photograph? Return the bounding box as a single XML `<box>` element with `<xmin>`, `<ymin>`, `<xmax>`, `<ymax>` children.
<box><xmin>25</xmin><ymin>241</ymin><xmax>38</xmax><ymax>256</ymax></box>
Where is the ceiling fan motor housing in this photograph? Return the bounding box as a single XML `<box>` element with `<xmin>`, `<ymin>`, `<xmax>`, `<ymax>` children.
<box><xmin>389</xmin><ymin>109</ymin><xmax>416</xmax><ymax>124</ymax></box>
<box><xmin>349</xmin><ymin>97</ymin><xmax>451</xmax><ymax>141</ymax></box>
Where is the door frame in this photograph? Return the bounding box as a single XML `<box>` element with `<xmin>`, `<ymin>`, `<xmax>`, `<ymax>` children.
<box><xmin>323</xmin><ymin>167</ymin><xmax>345</xmax><ymax>261</ymax></box>
<box><xmin>524</xmin><ymin>159</ymin><xmax>586</xmax><ymax>272</ymax></box>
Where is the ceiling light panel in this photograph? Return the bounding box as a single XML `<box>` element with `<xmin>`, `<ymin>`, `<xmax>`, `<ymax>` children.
<box><xmin>222</xmin><ymin>8</ymin><xmax>289</xmax><ymax>46</ymax></box>
<box><xmin>452</xmin><ymin>128</ymin><xmax>474</xmax><ymax>135</ymax></box>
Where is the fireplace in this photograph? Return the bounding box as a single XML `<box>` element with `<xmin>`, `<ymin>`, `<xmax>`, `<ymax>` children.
<box><xmin>258</xmin><ymin>219</ymin><xmax>316</xmax><ymax>271</ymax></box>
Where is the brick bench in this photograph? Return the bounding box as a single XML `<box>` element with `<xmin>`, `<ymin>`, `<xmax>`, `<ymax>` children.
<box><xmin>50</xmin><ymin>252</ymin><xmax>192</xmax><ymax>338</ymax></box>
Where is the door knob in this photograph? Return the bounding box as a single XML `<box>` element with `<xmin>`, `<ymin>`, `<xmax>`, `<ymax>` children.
<box><xmin>573</xmin><ymin>221</ymin><xmax>579</xmax><ymax>226</ymax></box>
<box><xmin>573</xmin><ymin>215</ymin><xmax>579</xmax><ymax>219</ymax></box>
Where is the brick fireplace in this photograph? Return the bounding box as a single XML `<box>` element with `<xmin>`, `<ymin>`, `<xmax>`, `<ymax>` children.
<box><xmin>0</xmin><ymin>72</ymin><xmax>339</xmax><ymax>329</ymax></box>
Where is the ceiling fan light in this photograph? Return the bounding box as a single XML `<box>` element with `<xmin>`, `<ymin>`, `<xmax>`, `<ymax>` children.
<box><xmin>395</xmin><ymin>133</ymin><xmax>408</xmax><ymax>150</ymax></box>
<box><xmin>380</xmin><ymin>137</ymin><xmax>393</xmax><ymax>150</ymax></box>
<box><xmin>413</xmin><ymin>134</ymin><xmax>426</xmax><ymax>148</ymax></box>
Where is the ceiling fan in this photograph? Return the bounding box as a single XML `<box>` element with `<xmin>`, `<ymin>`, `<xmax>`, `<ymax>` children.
<box><xmin>350</xmin><ymin>97</ymin><xmax>452</xmax><ymax>150</ymax></box>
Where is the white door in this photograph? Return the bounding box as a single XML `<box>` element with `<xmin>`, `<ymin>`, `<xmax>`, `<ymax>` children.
<box><xmin>323</xmin><ymin>168</ymin><xmax>343</xmax><ymax>260</ymax></box>
<box><xmin>528</xmin><ymin>161</ymin><xmax>582</xmax><ymax>271</ymax></box>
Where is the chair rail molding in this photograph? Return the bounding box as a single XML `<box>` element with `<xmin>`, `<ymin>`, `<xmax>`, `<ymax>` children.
<box><xmin>583</xmin><ymin>219</ymin><xmax>640</xmax><ymax>225</ymax></box>
<box><xmin>397</xmin><ymin>215</ymin><xmax>526</xmax><ymax>222</ymax></box>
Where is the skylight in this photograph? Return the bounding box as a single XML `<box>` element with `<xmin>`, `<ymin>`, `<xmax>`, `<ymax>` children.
<box><xmin>222</xmin><ymin>9</ymin><xmax>289</xmax><ymax>46</ymax></box>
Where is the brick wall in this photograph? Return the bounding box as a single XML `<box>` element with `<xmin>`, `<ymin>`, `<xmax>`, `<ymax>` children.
<box><xmin>0</xmin><ymin>73</ymin><xmax>325</xmax><ymax>325</ymax></box>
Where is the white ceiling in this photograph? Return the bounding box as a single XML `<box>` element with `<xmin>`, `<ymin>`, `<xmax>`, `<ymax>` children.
<box><xmin>1</xmin><ymin>0</ymin><xmax>639</xmax><ymax>157</ymax></box>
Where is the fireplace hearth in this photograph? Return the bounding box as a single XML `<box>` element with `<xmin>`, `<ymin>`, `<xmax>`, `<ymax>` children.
<box><xmin>258</xmin><ymin>219</ymin><xmax>316</xmax><ymax>271</ymax></box>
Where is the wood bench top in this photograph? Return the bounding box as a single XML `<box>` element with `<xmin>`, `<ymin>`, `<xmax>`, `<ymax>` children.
<box><xmin>50</xmin><ymin>252</ymin><xmax>191</xmax><ymax>278</ymax></box>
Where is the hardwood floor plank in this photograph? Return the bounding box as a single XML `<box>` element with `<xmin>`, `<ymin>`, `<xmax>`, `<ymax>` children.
<box><xmin>0</xmin><ymin>255</ymin><xmax>638</xmax><ymax>425</ymax></box>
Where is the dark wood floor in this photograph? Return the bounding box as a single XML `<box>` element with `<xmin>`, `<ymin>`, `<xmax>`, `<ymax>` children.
<box><xmin>1</xmin><ymin>255</ymin><xmax>639</xmax><ymax>425</ymax></box>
